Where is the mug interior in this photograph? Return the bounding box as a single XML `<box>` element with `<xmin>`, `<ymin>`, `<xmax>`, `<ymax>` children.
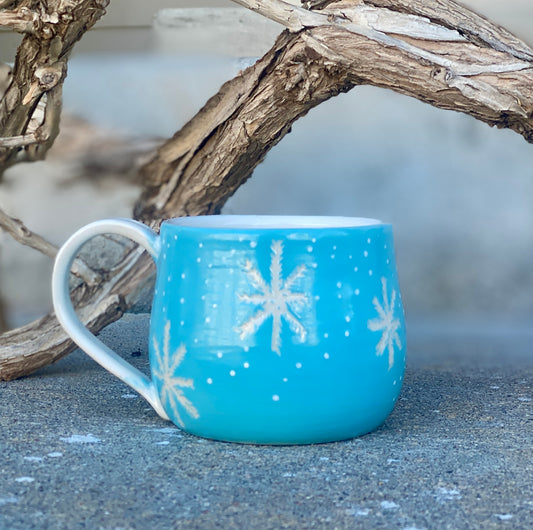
<box><xmin>167</xmin><ymin>215</ymin><xmax>382</xmax><ymax>229</ymax></box>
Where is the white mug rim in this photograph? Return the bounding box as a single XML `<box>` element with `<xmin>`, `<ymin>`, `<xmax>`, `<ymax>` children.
<box><xmin>166</xmin><ymin>215</ymin><xmax>384</xmax><ymax>230</ymax></box>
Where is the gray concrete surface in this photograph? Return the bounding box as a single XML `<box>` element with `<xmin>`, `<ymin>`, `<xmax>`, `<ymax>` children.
<box><xmin>1</xmin><ymin>314</ymin><xmax>532</xmax><ymax>529</ymax></box>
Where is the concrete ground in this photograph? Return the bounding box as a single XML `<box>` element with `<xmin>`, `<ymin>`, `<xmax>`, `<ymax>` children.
<box><xmin>1</xmin><ymin>314</ymin><xmax>532</xmax><ymax>529</ymax></box>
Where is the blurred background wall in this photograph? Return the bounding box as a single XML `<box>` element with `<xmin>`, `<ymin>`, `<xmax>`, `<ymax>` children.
<box><xmin>1</xmin><ymin>0</ymin><xmax>533</xmax><ymax>332</ymax></box>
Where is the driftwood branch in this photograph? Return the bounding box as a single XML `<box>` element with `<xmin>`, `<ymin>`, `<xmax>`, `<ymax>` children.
<box><xmin>0</xmin><ymin>207</ymin><xmax>101</xmax><ymax>286</ymax></box>
<box><xmin>2</xmin><ymin>0</ymin><xmax>533</xmax><ymax>380</ymax></box>
<box><xmin>0</xmin><ymin>0</ymin><xmax>109</xmax><ymax>175</ymax></box>
<box><xmin>232</xmin><ymin>0</ymin><xmax>533</xmax><ymax>140</ymax></box>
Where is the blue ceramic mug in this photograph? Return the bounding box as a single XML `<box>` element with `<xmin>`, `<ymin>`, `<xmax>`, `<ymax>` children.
<box><xmin>52</xmin><ymin>216</ymin><xmax>406</xmax><ymax>444</ymax></box>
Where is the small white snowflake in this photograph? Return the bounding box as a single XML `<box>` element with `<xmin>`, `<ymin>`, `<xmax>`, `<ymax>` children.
<box><xmin>152</xmin><ymin>321</ymin><xmax>200</xmax><ymax>427</ymax></box>
<box><xmin>368</xmin><ymin>278</ymin><xmax>402</xmax><ymax>370</ymax></box>
<box><xmin>237</xmin><ymin>240</ymin><xmax>309</xmax><ymax>355</ymax></box>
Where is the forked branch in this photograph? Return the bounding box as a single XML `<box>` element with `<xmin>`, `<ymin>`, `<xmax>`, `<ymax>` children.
<box><xmin>0</xmin><ymin>0</ymin><xmax>109</xmax><ymax>175</ymax></box>
<box><xmin>0</xmin><ymin>207</ymin><xmax>101</xmax><ymax>286</ymax></box>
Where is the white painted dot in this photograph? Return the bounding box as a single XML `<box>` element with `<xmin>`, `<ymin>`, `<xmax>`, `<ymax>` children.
<box><xmin>272</xmin><ymin>395</ymin><xmax>280</xmax><ymax>402</ymax></box>
<box><xmin>180</xmin><ymin>298</ymin><xmax>185</xmax><ymax>304</ymax></box>
<box><xmin>306</xmin><ymin>245</ymin><xmax>313</xmax><ymax>253</ymax></box>
<box><xmin>345</xmin><ymin>331</ymin><xmax>350</xmax><ymax>337</ymax></box>
<box><xmin>196</xmin><ymin>257</ymin><xmax>201</xmax><ymax>263</ymax></box>
<box><xmin>181</xmin><ymin>273</ymin><xmax>186</xmax><ymax>279</ymax></box>
<box><xmin>333</xmin><ymin>245</ymin><xmax>337</xmax><ymax>250</ymax></box>
<box><xmin>337</xmin><ymin>294</ymin><xmax>342</xmax><ymax>299</ymax></box>
<box><xmin>283</xmin><ymin>377</ymin><xmax>288</xmax><ymax>383</ymax></box>
<box><xmin>324</xmin><ymin>353</ymin><xmax>330</xmax><ymax>359</ymax></box>
<box><xmin>194</xmin><ymin>338</ymin><xmax>199</xmax><ymax>344</ymax></box>
<box><xmin>205</xmin><ymin>317</ymin><xmax>211</xmax><ymax>323</ymax></box>
<box><xmin>336</xmin><ymin>281</ymin><xmax>342</xmax><ymax>288</ymax></box>
<box><xmin>345</xmin><ymin>316</ymin><xmax>351</xmax><ymax>322</ymax></box>
<box><xmin>199</xmin><ymin>242</ymin><xmax>203</xmax><ymax>248</ymax></box>
<box><xmin>244</xmin><ymin>346</ymin><xmax>250</xmax><ymax>353</ymax></box>
<box><xmin>162</xmin><ymin>291</ymin><xmax>166</xmax><ymax>297</ymax></box>
<box><xmin>243</xmin><ymin>362</ymin><xmax>250</xmax><ymax>369</ymax></box>
<box><xmin>314</xmin><ymin>295</ymin><xmax>320</xmax><ymax>301</ymax></box>
<box><xmin>162</xmin><ymin>307</ymin><xmax>167</xmax><ymax>313</ymax></box>
<box><xmin>201</xmin><ymin>295</ymin><xmax>206</xmax><ymax>300</ymax></box>
<box><xmin>230</xmin><ymin>370</ymin><xmax>236</xmax><ymax>377</ymax></box>
<box><xmin>331</xmin><ymin>254</ymin><xmax>336</xmax><ymax>259</ymax></box>
<box><xmin>295</xmin><ymin>362</ymin><xmax>302</xmax><ymax>369</ymax></box>
<box><xmin>212</xmin><ymin>303</ymin><xmax>218</xmax><ymax>309</ymax></box>
<box><xmin>163</xmin><ymin>253</ymin><xmax>167</xmax><ymax>260</ymax></box>
<box><xmin>324</xmin><ymin>333</ymin><xmax>329</xmax><ymax>338</ymax></box>
<box><xmin>174</xmin><ymin>235</ymin><xmax>178</xmax><ymax>240</ymax></box>
<box><xmin>354</xmin><ymin>267</ymin><xmax>359</xmax><ymax>272</ymax></box>
<box><xmin>167</xmin><ymin>275</ymin><xmax>172</xmax><ymax>282</ymax></box>
<box><xmin>386</xmin><ymin>259</ymin><xmax>390</xmax><ymax>264</ymax></box>
<box><xmin>355</xmin><ymin>289</ymin><xmax>360</xmax><ymax>295</ymax></box>
<box><xmin>208</xmin><ymin>263</ymin><xmax>213</xmax><ymax>268</ymax></box>
<box><xmin>348</xmin><ymin>255</ymin><xmax>353</xmax><ymax>260</ymax></box>
<box><xmin>369</xmin><ymin>270</ymin><xmax>373</xmax><ymax>276</ymax></box>
<box><xmin>364</xmin><ymin>250</ymin><xmax>368</xmax><ymax>258</ymax></box>
<box><xmin>312</xmin><ymin>238</ymin><xmax>317</xmax><ymax>243</ymax></box>
<box><xmin>180</xmin><ymin>321</ymin><xmax>185</xmax><ymax>326</ymax></box>
<box><xmin>311</xmin><ymin>263</ymin><xmax>318</xmax><ymax>269</ymax></box>
<box><xmin>250</xmin><ymin>241</ymin><xmax>257</xmax><ymax>248</ymax></box>
<box><xmin>384</xmin><ymin>244</ymin><xmax>387</xmax><ymax>249</ymax></box>
<box><xmin>217</xmin><ymin>352</ymin><xmax>223</xmax><ymax>358</ymax></box>
<box><xmin>367</xmin><ymin>238</ymin><xmax>371</xmax><ymax>244</ymax></box>
<box><xmin>207</xmin><ymin>378</ymin><xmax>213</xmax><ymax>385</ymax></box>
<box><xmin>393</xmin><ymin>380</ymin><xmax>397</xmax><ymax>386</ymax></box>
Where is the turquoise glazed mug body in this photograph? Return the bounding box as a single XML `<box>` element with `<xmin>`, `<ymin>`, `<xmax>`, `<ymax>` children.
<box><xmin>52</xmin><ymin>216</ymin><xmax>406</xmax><ymax>444</ymax></box>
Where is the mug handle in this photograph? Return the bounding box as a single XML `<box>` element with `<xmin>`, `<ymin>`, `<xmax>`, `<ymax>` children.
<box><xmin>51</xmin><ymin>218</ymin><xmax>169</xmax><ymax>420</ymax></box>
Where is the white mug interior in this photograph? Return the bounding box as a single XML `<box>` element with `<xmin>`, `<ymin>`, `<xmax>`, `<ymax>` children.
<box><xmin>168</xmin><ymin>215</ymin><xmax>383</xmax><ymax>229</ymax></box>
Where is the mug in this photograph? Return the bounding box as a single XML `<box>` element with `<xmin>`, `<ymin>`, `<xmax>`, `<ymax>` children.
<box><xmin>52</xmin><ymin>215</ymin><xmax>406</xmax><ymax>444</ymax></box>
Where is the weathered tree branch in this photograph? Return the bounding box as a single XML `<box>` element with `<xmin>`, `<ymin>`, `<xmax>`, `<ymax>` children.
<box><xmin>233</xmin><ymin>0</ymin><xmax>533</xmax><ymax>140</ymax></box>
<box><xmin>2</xmin><ymin>0</ymin><xmax>533</xmax><ymax>380</ymax></box>
<box><xmin>0</xmin><ymin>207</ymin><xmax>101</xmax><ymax>286</ymax></box>
<box><xmin>0</xmin><ymin>0</ymin><xmax>109</xmax><ymax>175</ymax></box>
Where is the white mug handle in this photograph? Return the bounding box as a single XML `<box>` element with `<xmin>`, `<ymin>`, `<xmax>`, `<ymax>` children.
<box><xmin>51</xmin><ymin>218</ymin><xmax>169</xmax><ymax>420</ymax></box>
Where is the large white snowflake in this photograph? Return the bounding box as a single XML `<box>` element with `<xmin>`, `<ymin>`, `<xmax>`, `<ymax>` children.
<box><xmin>152</xmin><ymin>320</ymin><xmax>199</xmax><ymax>427</ymax></box>
<box><xmin>367</xmin><ymin>277</ymin><xmax>402</xmax><ymax>370</ymax></box>
<box><xmin>237</xmin><ymin>240</ymin><xmax>309</xmax><ymax>355</ymax></box>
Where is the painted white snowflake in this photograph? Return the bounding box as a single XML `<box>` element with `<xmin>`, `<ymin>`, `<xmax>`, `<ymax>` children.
<box><xmin>367</xmin><ymin>277</ymin><xmax>402</xmax><ymax>370</ymax></box>
<box><xmin>237</xmin><ymin>240</ymin><xmax>309</xmax><ymax>355</ymax></box>
<box><xmin>152</xmin><ymin>321</ymin><xmax>199</xmax><ymax>427</ymax></box>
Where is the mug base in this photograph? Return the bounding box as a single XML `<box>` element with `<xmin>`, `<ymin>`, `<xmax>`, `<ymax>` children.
<box><xmin>172</xmin><ymin>415</ymin><xmax>392</xmax><ymax>446</ymax></box>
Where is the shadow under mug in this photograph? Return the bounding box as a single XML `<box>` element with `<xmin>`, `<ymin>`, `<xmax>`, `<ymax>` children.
<box><xmin>52</xmin><ymin>215</ymin><xmax>406</xmax><ymax>444</ymax></box>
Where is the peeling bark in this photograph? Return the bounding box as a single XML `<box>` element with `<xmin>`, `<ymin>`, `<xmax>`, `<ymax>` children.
<box><xmin>0</xmin><ymin>0</ymin><xmax>109</xmax><ymax>175</ymax></box>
